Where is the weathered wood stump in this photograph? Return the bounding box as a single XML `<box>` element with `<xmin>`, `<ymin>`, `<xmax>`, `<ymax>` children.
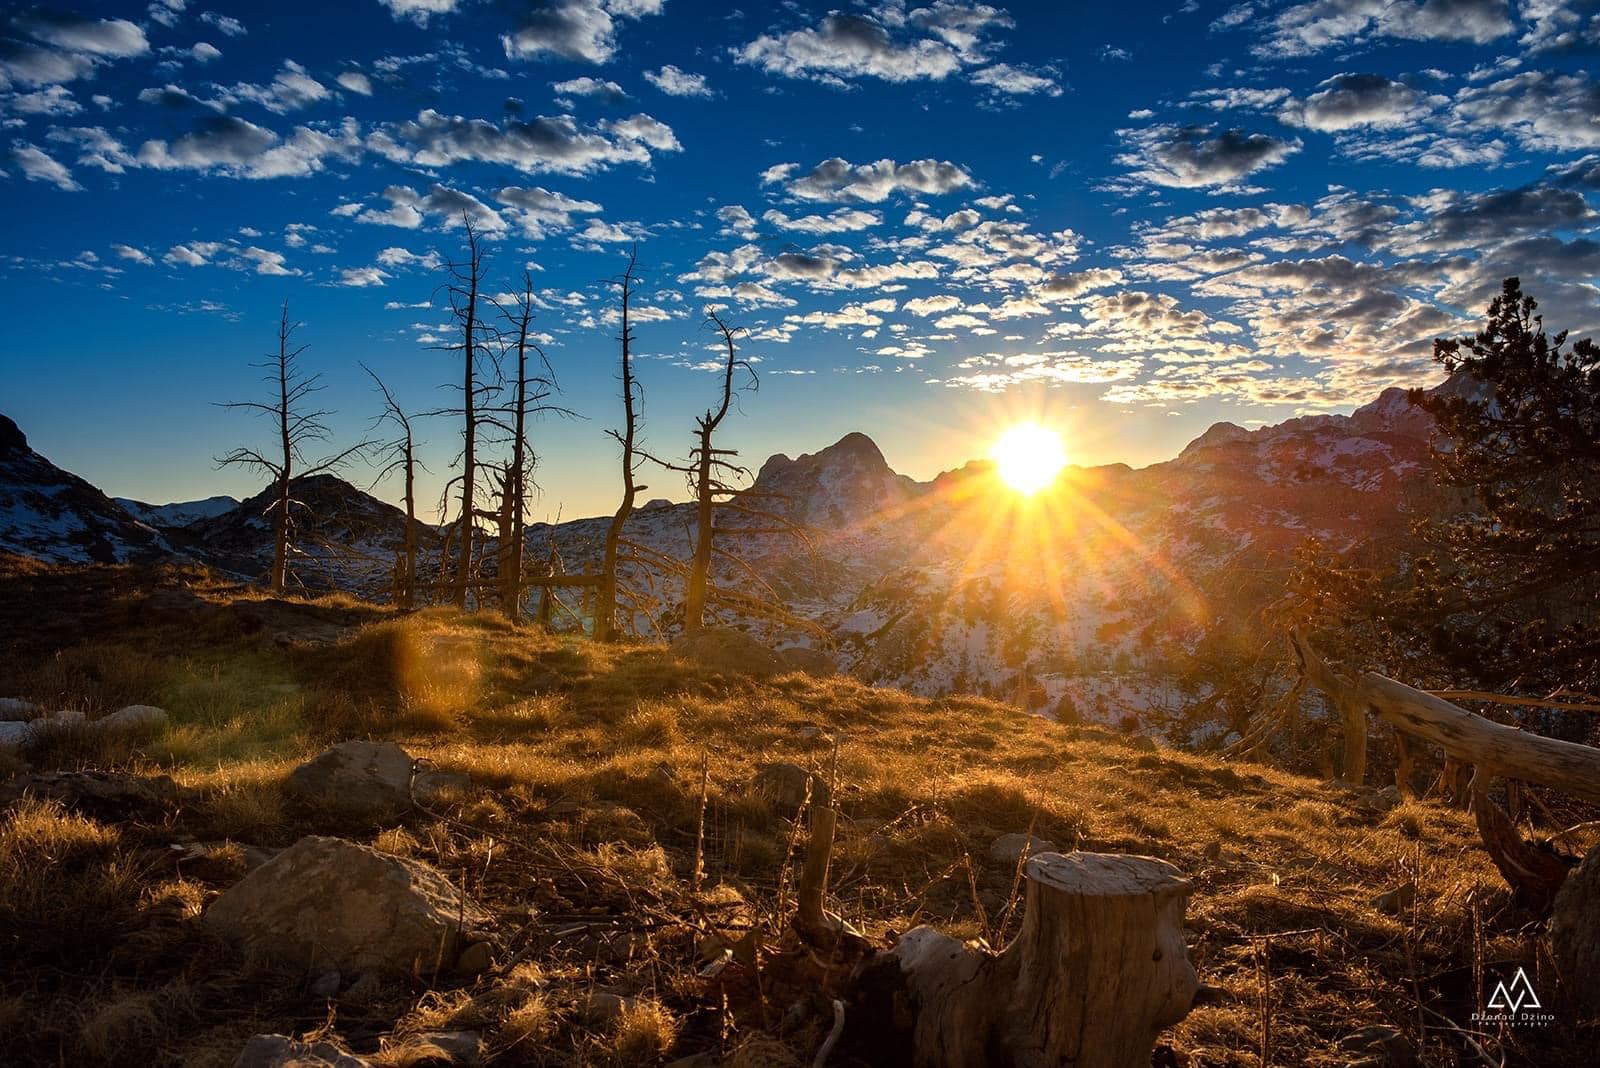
<box><xmin>853</xmin><ymin>851</ymin><xmax>1198</xmax><ymax>1068</ymax></box>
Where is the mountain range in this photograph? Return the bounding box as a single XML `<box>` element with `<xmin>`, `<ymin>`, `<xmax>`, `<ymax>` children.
<box><xmin>0</xmin><ymin>381</ymin><xmax>1458</xmax><ymax>727</ymax></box>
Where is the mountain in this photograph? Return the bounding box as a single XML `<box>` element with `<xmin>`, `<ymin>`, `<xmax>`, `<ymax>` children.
<box><xmin>184</xmin><ymin>474</ymin><xmax>440</xmax><ymax>595</ymax></box>
<box><xmin>0</xmin><ymin>380</ymin><xmax>1456</xmax><ymax>728</ymax></box>
<box><xmin>114</xmin><ymin>494</ymin><xmax>239</xmax><ymax>529</ymax></box>
<box><xmin>0</xmin><ymin>414</ymin><xmax>169</xmax><ymax>565</ymax></box>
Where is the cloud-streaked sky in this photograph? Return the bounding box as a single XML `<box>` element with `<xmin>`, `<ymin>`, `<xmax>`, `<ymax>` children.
<box><xmin>3</xmin><ymin>0</ymin><xmax>1598</xmax><ymax>517</ymax></box>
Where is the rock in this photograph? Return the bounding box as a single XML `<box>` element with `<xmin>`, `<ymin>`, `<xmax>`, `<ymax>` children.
<box><xmin>671</xmin><ymin>628</ymin><xmax>784</xmax><ymax>677</ymax></box>
<box><xmin>1202</xmin><ymin>840</ymin><xmax>1223</xmax><ymax>862</ymax></box>
<box><xmin>989</xmin><ymin>833</ymin><xmax>1057</xmax><ymax>865</ymax></box>
<box><xmin>344</xmin><ymin>971</ymin><xmax>384</xmax><ymax>1004</ymax></box>
<box><xmin>1552</xmin><ymin>840</ymin><xmax>1600</xmax><ymax>1021</ymax></box>
<box><xmin>1340</xmin><ymin>1024</ymin><xmax>1415</xmax><ymax>1067</ymax></box>
<box><xmin>205</xmin><ymin>835</ymin><xmax>490</xmax><ymax>975</ymax></box>
<box><xmin>1371</xmin><ymin>881</ymin><xmax>1417</xmax><ymax>915</ymax></box>
<box><xmin>286</xmin><ymin>741</ymin><xmax>416</xmax><ymax>822</ymax></box>
<box><xmin>96</xmin><ymin>704</ymin><xmax>168</xmax><ymax>736</ymax></box>
<box><xmin>752</xmin><ymin>762</ymin><xmax>831</xmax><ymax>811</ymax></box>
<box><xmin>584</xmin><ymin>991</ymin><xmax>638</xmax><ymax>1024</ymax></box>
<box><xmin>1124</xmin><ymin>735</ymin><xmax>1158</xmax><ymax>753</ymax></box>
<box><xmin>0</xmin><ymin>769</ymin><xmax>195</xmax><ymax>821</ymax></box>
<box><xmin>0</xmin><ymin>697</ymin><xmax>42</xmax><ymax>722</ymax></box>
<box><xmin>776</xmin><ymin>646</ymin><xmax>835</xmax><ymax>677</ymax></box>
<box><xmin>233</xmin><ymin>1033</ymin><xmax>369</xmax><ymax>1067</ymax></box>
<box><xmin>406</xmin><ymin>1032</ymin><xmax>482</xmax><ymax>1065</ymax></box>
<box><xmin>454</xmin><ymin>940</ymin><xmax>493</xmax><ymax>975</ymax></box>
<box><xmin>310</xmin><ymin>970</ymin><xmax>342</xmax><ymax>998</ymax></box>
<box><xmin>0</xmin><ymin>720</ymin><xmax>33</xmax><ymax>750</ymax></box>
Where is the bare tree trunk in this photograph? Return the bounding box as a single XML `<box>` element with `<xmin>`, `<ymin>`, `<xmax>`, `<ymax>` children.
<box><xmin>596</xmin><ymin>248</ymin><xmax>641</xmax><ymax>642</ymax></box>
<box><xmin>855</xmin><ymin>852</ymin><xmax>1198</xmax><ymax>1068</ymax></box>
<box><xmin>271</xmin><ymin>305</ymin><xmax>293</xmax><ymax>592</ymax></box>
<box><xmin>453</xmin><ymin>220</ymin><xmax>484</xmax><ymax>610</ymax></box>
<box><xmin>684</xmin><ymin>421</ymin><xmax>715</xmax><ymax>631</ymax></box>
<box><xmin>400</xmin><ymin>437</ymin><xmax>416</xmax><ymax>608</ymax></box>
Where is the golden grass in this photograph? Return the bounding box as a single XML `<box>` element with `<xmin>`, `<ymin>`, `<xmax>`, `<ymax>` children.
<box><xmin>0</xmin><ymin>571</ymin><xmax>1589</xmax><ymax>1065</ymax></box>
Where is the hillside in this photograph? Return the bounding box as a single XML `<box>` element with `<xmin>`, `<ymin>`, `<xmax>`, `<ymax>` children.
<box><xmin>0</xmin><ymin>380</ymin><xmax>1455</xmax><ymax>731</ymax></box>
<box><xmin>0</xmin><ymin>563</ymin><xmax>1587</xmax><ymax>1066</ymax></box>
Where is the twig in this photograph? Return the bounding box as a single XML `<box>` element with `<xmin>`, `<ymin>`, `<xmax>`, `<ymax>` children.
<box><xmin>812</xmin><ymin>999</ymin><xmax>846</xmax><ymax>1068</ymax></box>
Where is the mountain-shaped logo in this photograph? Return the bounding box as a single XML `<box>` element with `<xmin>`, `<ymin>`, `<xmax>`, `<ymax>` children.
<box><xmin>1486</xmin><ymin>967</ymin><xmax>1541</xmax><ymax>1013</ymax></box>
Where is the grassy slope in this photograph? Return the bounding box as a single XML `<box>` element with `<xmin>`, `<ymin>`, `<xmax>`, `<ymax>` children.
<box><xmin>0</xmin><ymin>561</ymin><xmax>1584</xmax><ymax>1065</ymax></box>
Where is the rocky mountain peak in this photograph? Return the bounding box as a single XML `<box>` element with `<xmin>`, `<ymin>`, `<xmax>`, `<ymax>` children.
<box><xmin>751</xmin><ymin>431</ymin><xmax>916</xmax><ymax>528</ymax></box>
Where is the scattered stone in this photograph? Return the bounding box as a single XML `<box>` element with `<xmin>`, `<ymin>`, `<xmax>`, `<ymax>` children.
<box><xmin>671</xmin><ymin>627</ymin><xmax>784</xmax><ymax>677</ymax></box>
<box><xmin>343</xmin><ymin>972</ymin><xmax>384</xmax><ymax>1004</ymax></box>
<box><xmin>1354</xmin><ymin>786</ymin><xmax>1401</xmax><ymax>815</ymax></box>
<box><xmin>1552</xmin><ymin>840</ymin><xmax>1600</xmax><ymax>1021</ymax></box>
<box><xmin>454</xmin><ymin>940</ymin><xmax>493</xmax><ymax>975</ymax></box>
<box><xmin>205</xmin><ymin>835</ymin><xmax>490</xmax><ymax>974</ymax></box>
<box><xmin>406</xmin><ymin>1032</ymin><xmax>482</xmax><ymax>1065</ymax></box>
<box><xmin>0</xmin><ymin>769</ymin><xmax>194</xmax><ymax>821</ymax></box>
<box><xmin>776</xmin><ymin>646</ymin><xmax>835</xmax><ymax>677</ymax></box>
<box><xmin>0</xmin><ymin>697</ymin><xmax>42</xmax><ymax>722</ymax></box>
<box><xmin>583</xmin><ymin>991</ymin><xmax>638</xmax><ymax>1024</ymax></box>
<box><xmin>172</xmin><ymin>840</ymin><xmax>283</xmax><ymax>882</ymax></box>
<box><xmin>286</xmin><ymin>740</ymin><xmax>416</xmax><ymax>822</ymax></box>
<box><xmin>41</xmin><ymin>709</ymin><xmax>87</xmax><ymax>728</ymax></box>
<box><xmin>1202</xmin><ymin>840</ymin><xmax>1223</xmax><ymax>862</ymax></box>
<box><xmin>310</xmin><ymin>970</ymin><xmax>342</xmax><ymax>999</ymax></box>
<box><xmin>96</xmin><ymin>704</ymin><xmax>168</xmax><ymax>736</ymax></box>
<box><xmin>1124</xmin><ymin>735</ymin><xmax>1158</xmax><ymax>753</ymax></box>
<box><xmin>752</xmin><ymin>762</ymin><xmax>831</xmax><ymax>811</ymax></box>
<box><xmin>232</xmin><ymin>1033</ymin><xmax>368</xmax><ymax>1068</ymax></box>
<box><xmin>989</xmin><ymin>832</ymin><xmax>1057</xmax><ymax>865</ymax></box>
<box><xmin>1340</xmin><ymin>1024</ymin><xmax>1416</xmax><ymax>1067</ymax></box>
<box><xmin>1371</xmin><ymin>881</ymin><xmax>1417</xmax><ymax>915</ymax></box>
<box><xmin>0</xmin><ymin>721</ymin><xmax>33</xmax><ymax>750</ymax></box>
<box><xmin>794</xmin><ymin>723</ymin><xmax>833</xmax><ymax>743</ymax></box>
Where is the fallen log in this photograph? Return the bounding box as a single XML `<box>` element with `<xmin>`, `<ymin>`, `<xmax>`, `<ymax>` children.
<box><xmin>1291</xmin><ymin>631</ymin><xmax>1600</xmax><ymax>804</ymax></box>
<box><xmin>852</xmin><ymin>851</ymin><xmax>1197</xmax><ymax>1068</ymax></box>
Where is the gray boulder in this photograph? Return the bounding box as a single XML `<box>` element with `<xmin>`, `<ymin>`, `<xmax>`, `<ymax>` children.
<box><xmin>96</xmin><ymin>704</ymin><xmax>168</xmax><ymax>736</ymax></box>
<box><xmin>286</xmin><ymin>740</ymin><xmax>416</xmax><ymax>821</ymax></box>
<box><xmin>1552</xmin><ymin>841</ymin><xmax>1600</xmax><ymax>1022</ymax></box>
<box><xmin>753</xmin><ymin>762</ymin><xmax>831</xmax><ymax>811</ymax></box>
<box><xmin>671</xmin><ymin>628</ymin><xmax>784</xmax><ymax>677</ymax></box>
<box><xmin>0</xmin><ymin>697</ymin><xmax>42</xmax><ymax>722</ymax></box>
<box><xmin>0</xmin><ymin>720</ymin><xmax>33</xmax><ymax>750</ymax></box>
<box><xmin>233</xmin><ymin>1034</ymin><xmax>368</xmax><ymax>1067</ymax></box>
<box><xmin>989</xmin><ymin>833</ymin><xmax>1057</xmax><ymax>866</ymax></box>
<box><xmin>205</xmin><ymin>835</ymin><xmax>490</xmax><ymax>975</ymax></box>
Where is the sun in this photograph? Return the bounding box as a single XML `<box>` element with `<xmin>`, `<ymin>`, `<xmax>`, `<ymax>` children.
<box><xmin>990</xmin><ymin>423</ymin><xmax>1069</xmax><ymax>495</ymax></box>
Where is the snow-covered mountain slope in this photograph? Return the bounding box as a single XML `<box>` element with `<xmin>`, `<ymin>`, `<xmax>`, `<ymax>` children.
<box><xmin>0</xmin><ymin>414</ymin><xmax>169</xmax><ymax>565</ymax></box>
<box><xmin>114</xmin><ymin>494</ymin><xmax>239</xmax><ymax>529</ymax></box>
<box><xmin>183</xmin><ymin>474</ymin><xmax>441</xmax><ymax>594</ymax></box>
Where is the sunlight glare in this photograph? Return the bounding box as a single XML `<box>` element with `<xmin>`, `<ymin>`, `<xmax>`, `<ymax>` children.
<box><xmin>990</xmin><ymin>423</ymin><xmax>1069</xmax><ymax>495</ymax></box>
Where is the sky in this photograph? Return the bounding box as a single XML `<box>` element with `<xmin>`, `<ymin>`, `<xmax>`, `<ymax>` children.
<box><xmin>2</xmin><ymin>0</ymin><xmax>1598</xmax><ymax>519</ymax></box>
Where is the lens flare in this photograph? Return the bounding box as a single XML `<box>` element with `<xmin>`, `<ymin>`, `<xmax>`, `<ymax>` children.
<box><xmin>990</xmin><ymin>423</ymin><xmax>1068</xmax><ymax>494</ymax></box>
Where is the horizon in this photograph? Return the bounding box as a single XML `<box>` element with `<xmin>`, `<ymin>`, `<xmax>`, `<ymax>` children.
<box><xmin>3</xmin><ymin>0</ymin><xmax>1597</xmax><ymax>518</ymax></box>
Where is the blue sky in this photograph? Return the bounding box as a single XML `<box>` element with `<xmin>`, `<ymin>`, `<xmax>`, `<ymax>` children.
<box><xmin>2</xmin><ymin>0</ymin><xmax>1598</xmax><ymax>518</ymax></box>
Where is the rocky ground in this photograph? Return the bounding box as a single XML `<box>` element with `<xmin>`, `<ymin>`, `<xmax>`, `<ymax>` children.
<box><xmin>0</xmin><ymin>562</ymin><xmax>1593</xmax><ymax>1065</ymax></box>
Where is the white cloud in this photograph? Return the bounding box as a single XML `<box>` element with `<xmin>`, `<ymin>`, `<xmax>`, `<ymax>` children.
<box><xmin>336</xmin><ymin>71</ymin><xmax>372</xmax><ymax>96</ymax></box>
<box><xmin>777</xmin><ymin>157</ymin><xmax>973</xmax><ymax>203</ymax></box>
<box><xmin>8</xmin><ymin>142</ymin><xmax>79</xmax><ymax>190</ymax></box>
<box><xmin>502</xmin><ymin>0</ymin><xmax>662</xmax><ymax>65</ymax></box>
<box><xmin>644</xmin><ymin>64</ymin><xmax>713</xmax><ymax>97</ymax></box>
<box><xmin>378</xmin><ymin>0</ymin><xmax>460</xmax><ymax>26</ymax></box>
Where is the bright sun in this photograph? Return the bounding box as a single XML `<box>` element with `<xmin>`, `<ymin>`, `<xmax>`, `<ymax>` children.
<box><xmin>990</xmin><ymin>423</ymin><xmax>1069</xmax><ymax>495</ymax></box>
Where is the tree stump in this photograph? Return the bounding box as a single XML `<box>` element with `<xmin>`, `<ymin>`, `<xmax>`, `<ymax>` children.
<box><xmin>853</xmin><ymin>852</ymin><xmax>1198</xmax><ymax>1068</ymax></box>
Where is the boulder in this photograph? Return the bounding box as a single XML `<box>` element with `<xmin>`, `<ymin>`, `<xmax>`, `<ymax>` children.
<box><xmin>205</xmin><ymin>835</ymin><xmax>490</xmax><ymax>975</ymax></box>
<box><xmin>776</xmin><ymin>646</ymin><xmax>835</xmax><ymax>677</ymax></box>
<box><xmin>286</xmin><ymin>740</ymin><xmax>416</xmax><ymax>821</ymax></box>
<box><xmin>96</xmin><ymin>704</ymin><xmax>168</xmax><ymax>736</ymax></box>
<box><xmin>1552</xmin><ymin>841</ymin><xmax>1600</xmax><ymax>1021</ymax></box>
<box><xmin>753</xmin><ymin>762</ymin><xmax>831</xmax><ymax>811</ymax></box>
<box><xmin>233</xmin><ymin>1034</ymin><xmax>369</xmax><ymax>1067</ymax></box>
<box><xmin>0</xmin><ymin>720</ymin><xmax>33</xmax><ymax>750</ymax></box>
<box><xmin>0</xmin><ymin>697</ymin><xmax>42</xmax><ymax>722</ymax></box>
<box><xmin>989</xmin><ymin>833</ymin><xmax>1057</xmax><ymax>866</ymax></box>
<box><xmin>671</xmin><ymin>628</ymin><xmax>784</xmax><ymax>677</ymax></box>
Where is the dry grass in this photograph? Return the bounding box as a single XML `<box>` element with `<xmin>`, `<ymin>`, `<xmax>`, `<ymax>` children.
<box><xmin>0</xmin><ymin>564</ymin><xmax>1590</xmax><ymax>1064</ymax></box>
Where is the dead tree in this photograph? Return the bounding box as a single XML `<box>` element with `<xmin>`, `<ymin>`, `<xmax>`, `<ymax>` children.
<box><xmin>855</xmin><ymin>852</ymin><xmax>1199</xmax><ymax>1067</ymax></box>
<box><xmin>483</xmin><ymin>272</ymin><xmax>567</xmax><ymax>622</ymax></box>
<box><xmin>217</xmin><ymin>302</ymin><xmax>367</xmax><ymax>593</ymax></box>
<box><xmin>595</xmin><ymin>247</ymin><xmax>645</xmax><ymax>642</ymax></box>
<box><xmin>431</xmin><ymin>217</ymin><xmax>496</xmax><ymax>609</ymax></box>
<box><xmin>363</xmin><ymin>365</ymin><xmax>422</xmax><ymax>608</ymax></box>
<box><xmin>638</xmin><ymin>311</ymin><xmax>816</xmax><ymax>637</ymax></box>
